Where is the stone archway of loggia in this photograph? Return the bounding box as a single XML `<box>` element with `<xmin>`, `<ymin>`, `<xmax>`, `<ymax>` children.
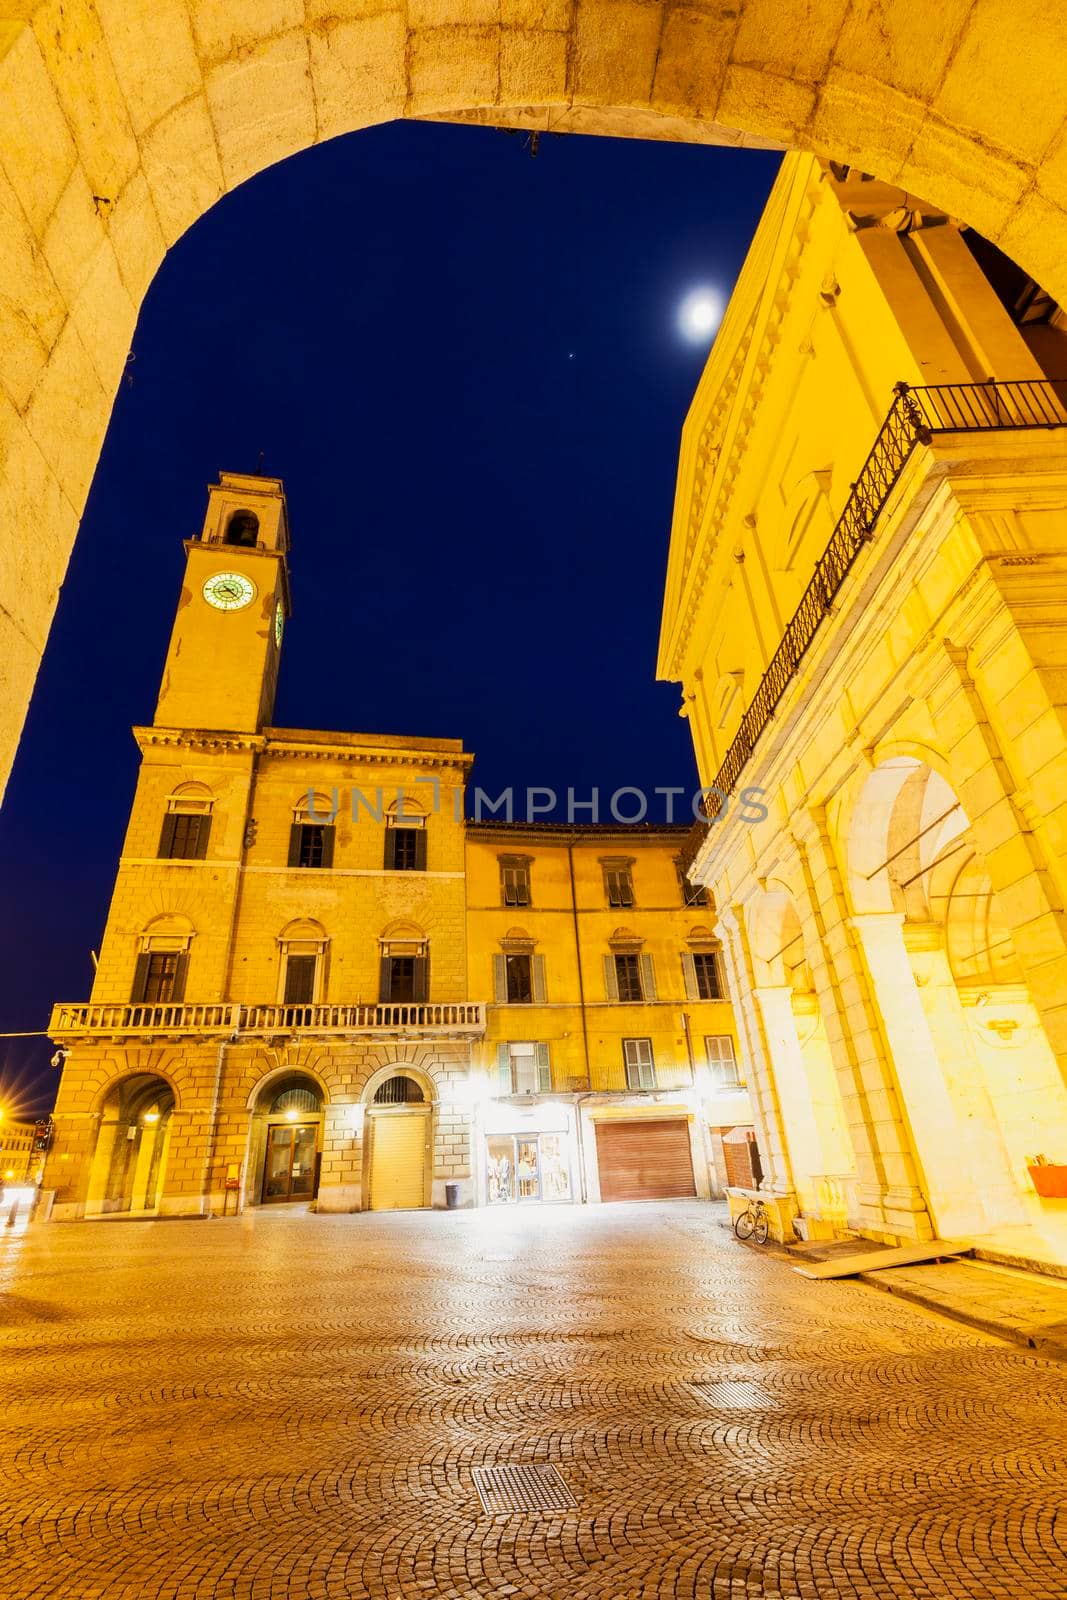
<box><xmin>3</xmin><ymin>0</ymin><xmax>1065</xmax><ymax>799</ymax></box>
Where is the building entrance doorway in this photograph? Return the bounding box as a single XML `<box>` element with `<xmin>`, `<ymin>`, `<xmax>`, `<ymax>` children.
<box><xmin>247</xmin><ymin>1074</ymin><xmax>324</xmax><ymax>1207</ymax></box>
<box><xmin>367</xmin><ymin>1075</ymin><xmax>431</xmax><ymax>1210</ymax></box>
<box><xmin>262</xmin><ymin>1123</ymin><xmax>318</xmax><ymax>1203</ymax></box>
<box><xmin>85</xmin><ymin>1073</ymin><xmax>175</xmax><ymax>1217</ymax></box>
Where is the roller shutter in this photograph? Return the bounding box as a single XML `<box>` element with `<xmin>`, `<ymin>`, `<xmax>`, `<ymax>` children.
<box><xmin>594</xmin><ymin>1118</ymin><xmax>696</xmax><ymax>1202</ymax></box>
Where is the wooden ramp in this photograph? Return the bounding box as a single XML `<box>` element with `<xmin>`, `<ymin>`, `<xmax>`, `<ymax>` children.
<box><xmin>793</xmin><ymin>1241</ymin><xmax>969</xmax><ymax>1280</ymax></box>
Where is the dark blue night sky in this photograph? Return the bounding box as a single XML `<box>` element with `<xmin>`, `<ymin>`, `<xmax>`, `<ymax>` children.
<box><xmin>0</xmin><ymin>123</ymin><xmax>779</xmax><ymax>1114</ymax></box>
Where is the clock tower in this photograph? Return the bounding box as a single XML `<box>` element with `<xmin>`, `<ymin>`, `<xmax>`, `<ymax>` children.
<box><xmin>154</xmin><ymin>472</ymin><xmax>292</xmax><ymax>734</ymax></box>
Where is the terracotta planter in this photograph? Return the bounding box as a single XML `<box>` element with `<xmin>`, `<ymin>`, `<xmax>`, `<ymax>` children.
<box><xmin>1028</xmin><ymin>1164</ymin><xmax>1067</xmax><ymax>1199</ymax></box>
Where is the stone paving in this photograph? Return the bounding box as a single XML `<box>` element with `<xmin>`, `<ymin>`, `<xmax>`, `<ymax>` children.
<box><xmin>1</xmin><ymin>1202</ymin><xmax>1066</xmax><ymax>1600</ymax></box>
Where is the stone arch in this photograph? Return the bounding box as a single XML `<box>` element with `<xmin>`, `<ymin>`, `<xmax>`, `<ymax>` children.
<box><xmin>90</xmin><ymin>1061</ymin><xmax>182</xmax><ymax>1116</ymax></box>
<box><xmin>747</xmin><ymin>881</ymin><xmax>812</xmax><ymax>991</ymax></box>
<box><xmin>4</xmin><ymin>4</ymin><xmax>1067</xmax><ymax>803</ymax></box>
<box><xmin>244</xmin><ymin>1062</ymin><xmax>329</xmax><ymax>1207</ymax></box>
<box><xmin>85</xmin><ymin>1069</ymin><xmax>177</xmax><ymax>1217</ymax></box>
<box><xmin>361</xmin><ymin>1061</ymin><xmax>439</xmax><ymax>1106</ymax></box>
<box><xmin>243</xmin><ymin>1057</ymin><xmax>332</xmax><ymax>1113</ymax></box>
<box><xmin>843</xmin><ymin>754</ymin><xmax>1067</xmax><ymax>1236</ymax></box>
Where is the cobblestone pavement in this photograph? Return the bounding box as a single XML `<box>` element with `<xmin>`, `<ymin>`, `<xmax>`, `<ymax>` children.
<box><xmin>2</xmin><ymin>1203</ymin><xmax>1066</xmax><ymax>1600</ymax></box>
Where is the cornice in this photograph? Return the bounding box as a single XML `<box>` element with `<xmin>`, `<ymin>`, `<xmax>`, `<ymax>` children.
<box><xmin>134</xmin><ymin>727</ymin><xmax>266</xmax><ymax>754</ymax></box>
<box><xmin>659</xmin><ymin>155</ymin><xmax>822</xmax><ymax>682</ymax></box>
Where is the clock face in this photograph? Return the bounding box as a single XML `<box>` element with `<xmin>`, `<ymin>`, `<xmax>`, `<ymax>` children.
<box><xmin>203</xmin><ymin>571</ymin><xmax>256</xmax><ymax>611</ymax></box>
<box><xmin>274</xmin><ymin>601</ymin><xmax>284</xmax><ymax>648</ymax></box>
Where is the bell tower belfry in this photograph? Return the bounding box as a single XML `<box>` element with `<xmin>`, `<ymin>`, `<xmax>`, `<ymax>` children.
<box><xmin>154</xmin><ymin>472</ymin><xmax>292</xmax><ymax>734</ymax></box>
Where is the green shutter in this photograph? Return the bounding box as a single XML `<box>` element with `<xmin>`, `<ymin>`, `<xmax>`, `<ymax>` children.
<box><xmin>412</xmin><ymin>955</ymin><xmax>428</xmax><ymax>1003</ymax></box>
<box><xmin>379</xmin><ymin>956</ymin><xmax>391</xmax><ymax>1002</ymax></box>
<box><xmin>131</xmin><ymin>952</ymin><xmax>150</xmax><ymax>1002</ymax></box>
<box><xmin>288</xmin><ymin>823</ymin><xmax>302</xmax><ymax>866</ymax></box>
<box><xmin>535</xmin><ymin>1041</ymin><xmax>551</xmax><ymax>1092</ymax></box>
<box><xmin>682</xmin><ymin>952</ymin><xmax>698</xmax><ymax>1001</ymax></box>
<box><xmin>414</xmin><ymin>828</ymin><xmax>427</xmax><ymax>871</ymax></box>
<box><xmin>171</xmin><ymin>951</ymin><xmax>189</xmax><ymax>1002</ymax></box>
<box><xmin>532</xmin><ymin>955</ymin><xmax>547</xmax><ymax>1004</ymax></box>
<box><xmin>603</xmin><ymin>954</ymin><xmax>619</xmax><ymax>1002</ymax></box>
<box><xmin>320</xmin><ymin>825</ymin><xmax>335</xmax><ymax>868</ymax></box>
<box><xmin>493</xmin><ymin>954</ymin><xmax>507</xmax><ymax>1004</ymax></box>
<box><xmin>194</xmin><ymin>813</ymin><xmax>212</xmax><ymax>860</ymax></box>
<box><xmin>639</xmin><ymin>953</ymin><xmax>657</xmax><ymax>1001</ymax></box>
<box><xmin>158</xmin><ymin>813</ymin><xmax>177</xmax><ymax>858</ymax></box>
<box><xmin>497</xmin><ymin>1043</ymin><xmax>512</xmax><ymax>1094</ymax></box>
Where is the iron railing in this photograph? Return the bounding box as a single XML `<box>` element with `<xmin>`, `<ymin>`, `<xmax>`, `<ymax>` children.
<box><xmin>702</xmin><ymin>378</ymin><xmax>1067</xmax><ymax>816</ymax></box>
<box><xmin>49</xmin><ymin>1000</ymin><xmax>488</xmax><ymax>1040</ymax></box>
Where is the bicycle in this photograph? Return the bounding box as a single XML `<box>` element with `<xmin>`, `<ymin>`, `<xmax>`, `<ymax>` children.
<box><xmin>733</xmin><ymin>1196</ymin><xmax>770</xmax><ymax>1245</ymax></box>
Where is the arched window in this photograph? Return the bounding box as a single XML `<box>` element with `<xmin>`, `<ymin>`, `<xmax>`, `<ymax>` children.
<box><xmin>159</xmin><ymin>782</ymin><xmax>214</xmax><ymax>859</ymax></box>
<box><xmin>224</xmin><ymin>509</ymin><xmax>259</xmax><ymax>547</ymax></box>
<box><xmin>270</xmin><ymin>1084</ymin><xmax>322</xmax><ymax>1116</ymax></box>
<box><xmin>373</xmin><ymin>1075</ymin><xmax>425</xmax><ymax>1105</ymax></box>
<box><xmin>132</xmin><ymin>915</ymin><xmax>194</xmax><ymax>1004</ymax></box>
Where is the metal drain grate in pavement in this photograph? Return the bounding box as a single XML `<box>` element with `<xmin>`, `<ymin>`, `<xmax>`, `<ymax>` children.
<box><xmin>473</xmin><ymin>1463</ymin><xmax>577</xmax><ymax>1514</ymax></box>
<box><xmin>687</xmin><ymin>1378</ymin><xmax>773</xmax><ymax>1408</ymax></box>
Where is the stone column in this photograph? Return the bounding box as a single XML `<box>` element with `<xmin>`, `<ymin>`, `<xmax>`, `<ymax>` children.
<box><xmin>905</xmin><ymin>922</ymin><xmax>1026</xmax><ymax>1230</ymax></box>
<box><xmin>851</xmin><ymin>911</ymin><xmax>986</xmax><ymax>1238</ymax></box>
<box><xmin>792</xmin><ymin>813</ymin><xmax>933</xmax><ymax>1240</ymax></box>
<box><xmin>715</xmin><ymin>906</ymin><xmax>794</xmax><ymax>1194</ymax></box>
<box><xmin>752</xmin><ymin>985</ymin><xmax>827</xmax><ymax>1213</ymax></box>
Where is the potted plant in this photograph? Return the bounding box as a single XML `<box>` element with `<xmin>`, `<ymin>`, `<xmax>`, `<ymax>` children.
<box><xmin>1027</xmin><ymin>1156</ymin><xmax>1067</xmax><ymax>1199</ymax></box>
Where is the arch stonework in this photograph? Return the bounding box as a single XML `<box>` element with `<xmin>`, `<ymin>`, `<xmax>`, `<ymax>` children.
<box><xmin>4</xmin><ymin>2</ymin><xmax>1067</xmax><ymax>796</ymax></box>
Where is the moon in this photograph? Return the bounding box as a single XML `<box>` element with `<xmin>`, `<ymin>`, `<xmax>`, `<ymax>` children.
<box><xmin>678</xmin><ymin>287</ymin><xmax>724</xmax><ymax>344</ymax></box>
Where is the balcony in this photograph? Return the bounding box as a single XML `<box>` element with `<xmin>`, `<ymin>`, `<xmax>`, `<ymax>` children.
<box><xmin>49</xmin><ymin>1000</ymin><xmax>487</xmax><ymax>1041</ymax></box>
<box><xmin>690</xmin><ymin>378</ymin><xmax>1067</xmax><ymax>843</ymax></box>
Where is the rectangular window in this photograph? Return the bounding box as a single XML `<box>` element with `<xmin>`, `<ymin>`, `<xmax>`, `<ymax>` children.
<box><xmin>495</xmin><ymin>1041</ymin><xmax>552</xmax><ymax>1095</ymax></box>
<box><xmin>385</xmin><ymin>825</ymin><xmax>426</xmax><ymax>871</ymax></box>
<box><xmin>284</xmin><ymin>955</ymin><xmax>317</xmax><ymax>1005</ymax></box>
<box><xmin>379</xmin><ymin>952</ymin><xmax>429</xmax><ymax>1003</ymax></box>
<box><xmin>603</xmin><ymin>866</ymin><xmax>634</xmax><ymax>908</ymax></box>
<box><xmin>505</xmin><ymin>953</ymin><xmax>533</xmax><ymax>1004</ymax></box>
<box><xmin>623</xmin><ymin>1037</ymin><xmax>656</xmax><ymax>1090</ymax></box>
<box><xmin>159</xmin><ymin>811</ymin><xmax>211</xmax><ymax>860</ymax></box>
<box><xmin>288</xmin><ymin>822</ymin><xmax>335</xmax><ymax>869</ymax></box>
<box><xmin>677</xmin><ymin>867</ymin><xmax>709</xmax><ymax>907</ymax></box>
<box><xmin>705</xmin><ymin>1035</ymin><xmax>741</xmax><ymax>1089</ymax></box>
<box><xmin>501</xmin><ymin>860</ymin><xmax>531</xmax><ymax>907</ymax></box>
<box><xmin>132</xmin><ymin>951</ymin><xmax>187</xmax><ymax>1004</ymax></box>
<box><xmin>614</xmin><ymin>953</ymin><xmax>643</xmax><ymax>1003</ymax></box>
<box><xmin>692</xmin><ymin>952</ymin><xmax>723</xmax><ymax>999</ymax></box>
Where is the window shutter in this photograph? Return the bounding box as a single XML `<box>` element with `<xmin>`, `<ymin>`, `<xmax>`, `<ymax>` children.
<box><xmin>496</xmin><ymin>1043</ymin><xmax>513</xmax><ymax>1093</ymax></box>
<box><xmin>532</xmin><ymin>954</ymin><xmax>547</xmax><ymax>1004</ymax></box>
<box><xmin>714</xmin><ymin>953</ymin><xmax>728</xmax><ymax>999</ymax></box>
<box><xmin>194</xmin><ymin>814</ymin><xmax>212</xmax><ymax>860</ymax></box>
<box><xmin>493</xmin><ymin>954</ymin><xmax>507</xmax><ymax>1004</ymax></box>
<box><xmin>319</xmin><ymin>825</ymin><xmax>335</xmax><ymax>868</ymax></box>
<box><xmin>414</xmin><ymin>828</ymin><xmax>427</xmax><ymax>871</ymax></box>
<box><xmin>412</xmin><ymin>955</ymin><xmax>428</xmax><ymax>1003</ymax></box>
<box><xmin>158</xmin><ymin>813</ymin><xmax>178</xmax><ymax>858</ymax></box>
<box><xmin>379</xmin><ymin>956</ymin><xmax>392</xmax><ymax>1003</ymax></box>
<box><xmin>603</xmin><ymin>954</ymin><xmax>619</xmax><ymax>1002</ymax></box>
<box><xmin>171</xmin><ymin>951</ymin><xmax>189</xmax><ymax>1002</ymax></box>
<box><xmin>131</xmin><ymin>953</ymin><xmax>150</xmax><ymax>1003</ymax></box>
<box><xmin>288</xmin><ymin>823</ymin><xmax>302</xmax><ymax>867</ymax></box>
<box><xmin>535</xmin><ymin>1041</ymin><xmax>551</xmax><ymax>1092</ymax></box>
<box><xmin>682</xmin><ymin>952</ymin><xmax>699</xmax><ymax>1001</ymax></box>
<box><xmin>640</xmin><ymin>953</ymin><xmax>657</xmax><ymax>1001</ymax></box>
